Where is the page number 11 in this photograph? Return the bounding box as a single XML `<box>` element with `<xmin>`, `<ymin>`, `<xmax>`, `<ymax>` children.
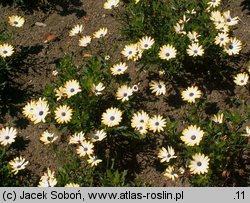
<box><xmin>235</xmin><ymin>191</ymin><xmax>245</xmax><ymax>200</ymax></box>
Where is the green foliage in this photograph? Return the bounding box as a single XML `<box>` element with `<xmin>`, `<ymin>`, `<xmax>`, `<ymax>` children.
<box><xmin>122</xmin><ymin>0</ymin><xmax>231</xmax><ymax>80</ymax></box>
<box><xmin>0</xmin><ymin>147</ymin><xmax>19</xmax><ymax>186</ymax></box>
<box><xmin>44</xmin><ymin>55</ymin><xmax>110</xmax><ymax>132</ymax></box>
<box><xmin>99</xmin><ymin>169</ymin><xmax>128</xmax><ymax>186</ymax></box>
<box><xmin>162</xmin><ymin>102</ymin><xmax>249</xmax><ymax>186</ymax></box>
<box><xmin>53</xmin><ymin>144</ymin><xmax>94</xmax><ymax>187</ymax></box>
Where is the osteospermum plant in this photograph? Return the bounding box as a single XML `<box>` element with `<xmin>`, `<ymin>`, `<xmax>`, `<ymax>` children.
<box><xmin>121</xmin><ymin>0</ymin><xmax>242</xmax><ymax>81</ymax></box>
<box><xmin>12</xmin><ymin>0</ymin><xmax>248</xmax><ymax>187</ymax></box>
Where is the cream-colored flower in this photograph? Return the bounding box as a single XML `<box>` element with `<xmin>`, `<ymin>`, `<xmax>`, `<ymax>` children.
<box><xmin>187</xmin><ymin>43</ymin><xmax>204</xmax><ymax>56</ymax></box>
<box><xmin>181</xmin><ymin>125</ymin><xmax>205</xmax><ymax>146</ymax></box>
<box><xmin>149</xmin><ymin>80</ymin><xmax>166</xmax><ymax>96</ymax></box>
<box><xmin>158</xmin><ymin>44</ymin><xmax>177</xmax><ymax>60</ymax></box>
<box><xmin>52</xmin><ymin>70</ymin><xmax>58</xmax><ymax>76</ymax></box>
<box><xmin>8</xmin><ymin>15</ymin><xmax>25</xmax><ymax>27</ymax></box>
<box><xmin>210</xmin><ymin>11</ymin><xmax>224</xmax><ymax>25</ymax></box>
<box><xmin>9</xmin><ymin>156</ymin><xmax>29</xmax><ymax>175</ymax></box>
<box><xmin>174</xmin><ymin>23</ymin><xmax>186</xmax><ymax>35</ymax></box>
<box><xmin>22</xmin><ymin>100</ymin><xmax>36</xmax><ymax>119</ymax></box>
<box><xmin>212</xmin><ymin>113</ymin><xmax>224</xmax><ymax>124</ymax></box>
<box><xmin>207</xmin><ymin>0</ymin><xmax>221</xmax><ymax>8</ymax></box>
<box><xmin>0</xmin><ymin>43</ymin><xmax>14</xmax><ymax>58</ymax></box>
<box><xmin>54</xmin><ymin>86</ymin><xmax>66</xmax><ymax>101</ymax></box>
<box><xmin>54</xmin><ymin>105</ymin><xmax>73</xmax><ymax>124</ymax></box>
<box><xmin>223</xmin><ymin>10</ymin><xmax>238</xmax><ymax>26</ymax></box>
<box><xmin>105</xmin><ymin>55</ymin><xmax>110</xmax><ymax>60</ymax></box>
<box><xmin>132</xmin><ymin>44</ymin><xmax>143</xmax><ymax>62</ymax></box>
<box><xmin>181</xmin><ymin>86</ymin><xmax>202</xmax><ymax>103</ymax></box>
<box><xmin>69</xmin><ymin>132</ymin><xmax>85</xmax><ymax>144</ymax></box>
<box><xmin>101</xmin><ymin>107</ymin><xmax>122</xmax><ymax>127</ymax></box>
<box><xmin>131</xmin><ymin>111</ymin><xmax>150</xmax><ymax>129</ymax></box>
<box><xmin>224</xmin><ymin>38</ymin><xmax>242</xmax><ymax>55</ymax></box>
<box><xmin>0</xmin><ymin>127</ymin><xmax>17</xmax><ymax>146</ymax></box>
<box><xmin>186</xmin><ymin>9</ymin><xmax>196</xmax><ymax>15</ymax></box>
<box><xmin>189</xmin><ymin>153</ymin><xmax>210</xmax><ymax>175</ymax></box>
<box><xmin>187</xmin><ymin>31</ymin><xmax>200</xmax><ymax>42</ymax></box>
<box><xmin>242</xmin><ymin>126</ymin><xmax>250</xmax><ymax>137</ymax></box>
<box><xmin>215</xmin><ymin>32</ymin><xmax>230</xmax><ymax>47</ymax></box>
<box><xmin>104</xmin><ymin>0</ymin><xmax>119</xmax><ymax>9</ymax></box>
<box><xmin>139</xmin><ymin>36</ymin><xmax>155</xmax><ymax>50</ymax></box>
<box><xmin>30</xmin><ymin>98</ymin><xmax>50</xmax><ymax>124</ymax></box>
<box><xmin>76</xmin><ymin>141</ymin><xmax>94</xmax><ymax>157</ymax></box>
<box><xmin>135</xmin><ymin>124</ymin><xmax>148</xmax><ymax>136</ymax></box>
<box><xmin>93</xmin><ymin>27</ymin><xmax>108</xmax><ymax>38</ymax></box>
<box><xmin>132</xmin><ymin>84</ymin><xmax>139</xmax><ymax>92</ymax></box>
<box><xmin>164</xmin><ymin>166</ymin><xmax>178</xmax><ymax>181</ymax></box>
<box><xmin>178</xmin><ymin>167</ymin><xmax>185</xmax><ymax>175</ymax></box>
<box><xmin>121</xmin><ymin>44</ymin><xmax>138</xmax><ymax>60</ymax></box>
<box><xmin>158</xmin><ymin>146</ymin><xmax>177</xmax><ymax>163</ymax></box>
<box><xmin>40</xmin><ymin>131</ymin><xmax>58</xmax><ymax>145</ymax></box>
<box><xmin>38</xmin><ymin>168</ymin><xmax>57</xmax><ymax>187</ymax></box>
<box><xmin>178</xmin><ymin>14</ymin><xmax>190</xmax><ymax>24</ymax></box>
<box><xmin>64</xmin><ymin>80</ymin><xmax>81</xmax><ymax>98</ymax></box>
<box><xmin>65</xmin><ymin>183</ymin><xmax>80</xmax><ymax>187</ymax></box>
<box><xmin>110</xmin><ymin>62</ymin><xmax>128</xmax><ymax>75</ymax></box>
<box><xmin>87</xmin><ymin>156</ymin><xmax>102</xmax><ymax>167</ymax></box>
<box><xmin>233</xmin><ymin>73</ymin><xmax>249</xmax><ymax>86</ymax></box>
<box><xmin>148</xmin><ymin>115</ymin><xmax>166</xmax><ymax>133</ymax></box>
<box><xmin>69</xmin><ymin>24</ymin><xmax>83</xmax><ymax>36</ymax></box>
<box><xmin>79</xmin><ymin>35</ymin><xmax>92</xmax><ymax>47</ymax></box>
<box><xmin>215</xmin><ymin>23</ymin><xmax>230</xmax><ymax>33</ymax></box>
<box><xmin>92</xmin><ymin>82</ymin><xmax>105</xmax><ymax>95</ymax></box>
<box><xmin>90</xmin><ymin>130</ymin><xmax>107</xmax><ymax>142</ymax></box>
<box><xmin>116</xmin><ymin>85</ymin><xmax>133</xmax><ymax>102</ymax></box>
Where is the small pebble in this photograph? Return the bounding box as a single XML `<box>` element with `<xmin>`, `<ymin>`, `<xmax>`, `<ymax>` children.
<box><xmin>35</xmin><ymin>22</ymin><xmax>47</xmax><ymax>27</ymax></box>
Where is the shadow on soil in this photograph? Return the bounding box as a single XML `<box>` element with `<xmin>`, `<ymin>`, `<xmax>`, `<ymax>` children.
<box><xmin>241</xmin><ymin>0</ymin><xmax>250</xmax><ymax>14</ymax></box>
<box><xmin>0</xmin><ymin>0</ymin><xmax>86</xmax><ymax>18</ymax></box>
